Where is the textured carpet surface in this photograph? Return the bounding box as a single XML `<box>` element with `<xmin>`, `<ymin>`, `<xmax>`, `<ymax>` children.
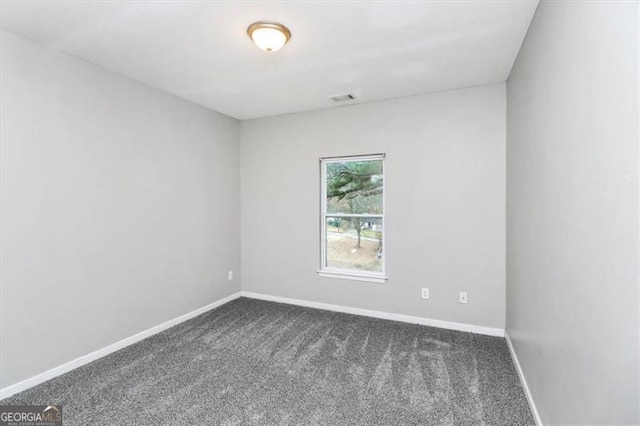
<box><xmin>2</xmin><ymin>298</ymin><xmax>533</xmax><ymax>425</ymax></box>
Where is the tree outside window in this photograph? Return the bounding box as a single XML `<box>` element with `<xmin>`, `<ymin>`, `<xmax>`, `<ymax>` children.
<box><xmin>320</xmin><ymin>155</ymin><xmax>385</xmax><ymax>279</ymax></box>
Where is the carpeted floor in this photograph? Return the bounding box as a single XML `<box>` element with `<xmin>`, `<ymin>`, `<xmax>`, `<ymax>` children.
<box><xmin>2</xmin><ymin>298</ymin><xmax>534</xmax><ymax>425</ymax></box>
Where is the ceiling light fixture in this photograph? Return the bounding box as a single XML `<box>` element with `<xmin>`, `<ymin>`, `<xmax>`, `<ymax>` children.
<box><xmin>247</xmin><ymin>21</ymin><xmax>291</xmax><ymax>53</ymax></box>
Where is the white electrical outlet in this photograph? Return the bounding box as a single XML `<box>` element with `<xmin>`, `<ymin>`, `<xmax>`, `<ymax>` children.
<box><xmin>421</xmin><ymin>288</ymin><xmax>429</xmax><ymax>299</ymax></box>
<box><xmin>228</xmin><ymin>270</ymin><xmax>233</xmax><ymax>280</ymax></box>
<box><xmin>459</xmin><ymin>292</ymin><xmax>468</xmax><ymax>304</ymax></box>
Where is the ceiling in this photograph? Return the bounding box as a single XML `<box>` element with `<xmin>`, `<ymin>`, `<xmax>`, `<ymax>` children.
<box><xmin>0</xmin><ymin>1</ymin><xmax>538</xmax><ymax>120</ymax></box>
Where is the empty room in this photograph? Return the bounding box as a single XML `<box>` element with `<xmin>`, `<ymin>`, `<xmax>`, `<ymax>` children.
<box><xmin>0</xmin><ymin>1</ymin><xmax>637</xmax><ymax>425</ymax></box>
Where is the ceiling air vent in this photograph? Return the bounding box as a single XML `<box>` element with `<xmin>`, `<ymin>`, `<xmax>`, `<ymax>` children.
<box><xmin>330</xmin><ymin>93</ymin><xmax>356</xmax><ymax>103</ymax></box>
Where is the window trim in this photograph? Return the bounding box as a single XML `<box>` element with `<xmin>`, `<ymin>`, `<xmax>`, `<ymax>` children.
<box><xmin>318</xmin><ymin>153</ymin><xmax>387</xmax><ymax>283</ymax></box>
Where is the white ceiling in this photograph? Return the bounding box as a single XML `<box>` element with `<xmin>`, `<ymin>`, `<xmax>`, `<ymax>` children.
<box><xmin>0</xmin><ymin>1</ymin><xmax>538</xmax><ymax>120</ymax></box>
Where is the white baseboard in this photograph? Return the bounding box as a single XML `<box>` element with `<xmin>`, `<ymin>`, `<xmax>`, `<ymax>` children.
<box><xmin>1</xmin><ymin>290</ymin><xmax>505</xmax><ymax>400</ymax></box>
<box><xmin>505</xmin><ymin>331</ymin><xmax>543</xmax><ymax>426</ymax></box>
<box><xmin>240</xmin><ymin>291</ymin><xmax>505</xmax><ymax>337</ymax></box>
<box><xmin>0</xmin><ymin>291</ymin><xmax>242</xmax><ymax>400</ymax></box>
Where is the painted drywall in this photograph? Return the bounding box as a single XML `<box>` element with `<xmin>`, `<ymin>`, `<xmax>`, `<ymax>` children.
<box><xmin>506</xmin><ymin>1</ymin><xmax>638</xmax><ymax>424</ymax></box>
<box><xmin>240</xmin><ymin>84</ymin><xmax>506</xmax><ymax>329</ymax></box>
<box><xmin>0</xmin><ymin>31</ymin><xmax>241</xmax><ymax>388</ymax></box>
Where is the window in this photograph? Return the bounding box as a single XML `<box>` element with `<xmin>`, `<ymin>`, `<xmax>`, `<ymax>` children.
<box><xmin>318</xmin><ymin>154</ymin><xmax>386</xmax><ymax>283</ymax></box>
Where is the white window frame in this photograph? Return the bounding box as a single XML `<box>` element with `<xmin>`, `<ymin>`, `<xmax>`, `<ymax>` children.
<box><xmin>318</xmin><ymin>153</ymin><xmax>387</xmax><ymax>283</ymax></box>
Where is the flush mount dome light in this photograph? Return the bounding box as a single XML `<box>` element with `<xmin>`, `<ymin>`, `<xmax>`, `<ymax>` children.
<box><xmin>247</xmin><ymin>21</ymin><xmax>291</xmax><ymax>52</ymax></box>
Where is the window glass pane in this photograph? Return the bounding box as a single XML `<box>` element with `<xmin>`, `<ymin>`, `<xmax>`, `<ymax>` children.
<box><xmin>326</xmin><ymin>160</ymin><xmax>383</xmax><ymax>215</ymax></box>
<box><xmin>326</xmin><ymin>217</ymin><xmax>383</xmax><ymax>272</ymax></box>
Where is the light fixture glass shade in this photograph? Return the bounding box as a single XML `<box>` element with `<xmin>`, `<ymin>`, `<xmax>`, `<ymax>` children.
<box><xmin>247</xmin><ymin>22</ymin><xmax>291</xmax><ymax>52</ymax></box>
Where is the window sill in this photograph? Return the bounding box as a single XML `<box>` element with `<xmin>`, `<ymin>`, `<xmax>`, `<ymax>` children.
<box><xmin>317</xmin><ymin>270</ymin><xmax>388</xmax><ymax>283</ymax></box>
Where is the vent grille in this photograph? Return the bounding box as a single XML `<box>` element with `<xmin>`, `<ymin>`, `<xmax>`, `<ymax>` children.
<box><xmin>329</xmin><ymin>93</ymin><xmax>356</xmax><ymax>102</ymax></box>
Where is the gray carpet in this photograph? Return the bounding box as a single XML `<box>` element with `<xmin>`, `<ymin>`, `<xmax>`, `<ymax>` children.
<box><xmin>2</xmin><ymin>298</ymin><xmax>534</xmax><ymax>425</ymax></box>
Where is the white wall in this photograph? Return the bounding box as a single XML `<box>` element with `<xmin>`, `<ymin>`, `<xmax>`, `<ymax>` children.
<box><xmin>240</xmin><ymin>84</ymin><xmax>506</xmax><ymax>329</ymax></box>
<box><xmin>0</xmin><ymin>31</ymin><xmax>241</xmax><ymax>388</ymax></box>
<box><xmin>506</xmin><ymin>1</ymin><xmax>638</xmax><ymax>424</ymax></box>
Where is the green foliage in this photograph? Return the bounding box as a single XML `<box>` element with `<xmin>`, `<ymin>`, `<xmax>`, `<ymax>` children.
<box><xmin>327</xmin><ymin>217</ymin><xmax>343</xmax><ymax>228</ymax></box>
<box><xmin>326</xmin><ymin>160</ymin><xmax>383</xmax><ymax>201</ymax></box>
<box><xmin>326</xmin><ymin>160</ymin><xmax>383</xmax><ymax>248</ymax></box>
